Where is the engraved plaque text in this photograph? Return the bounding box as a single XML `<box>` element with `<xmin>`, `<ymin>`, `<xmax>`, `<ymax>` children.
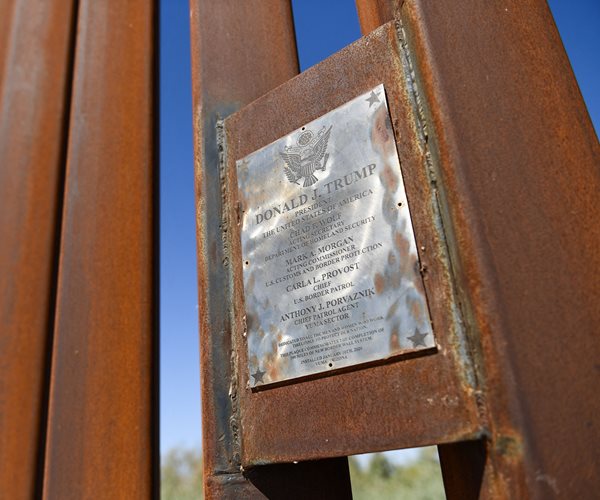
<box><xmin>237</xmin><ymin>84</ymin><xmax>435</xmax><ymax>387</ymax></box>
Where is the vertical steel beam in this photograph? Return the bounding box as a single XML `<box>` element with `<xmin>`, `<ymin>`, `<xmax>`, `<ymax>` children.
<box><xmin>396</xmin><ymin>0</ymin><xmax>600</xmax><ymax>497</ymax></box>
<box><xmin>0</xmin><ymin>1</ymin><xmax>76</xmax><ymax>497</ymax></box>
<box><xmin>0</xmin><ymin>0</ymin><xmax>17</xmax><ymax>85</ymax></box>
<box><xmin>190</xmin><ymin>0</ymin><xmax>352</xmax><ymax>496</ymax></box>
<box><xmin>353</xmin><ymin>4</ymin><xmax>495</xmax><ymax>495</ymax></box>
<box><xmin>354</xmin><ymin>0</ymin><xmax>395</xmax><ymax>35</ymax></box>
<box><xmin>355</xmin><ymin>0</ymin><xmax>600</xmax><ymax>496</ymax></box>
<box><xmin>190</xmin><ymin>0</ymin><xmax>299</xmax><ymax>478</ymax></box>
<box><xmin>43</xmin><ymin>1</ymin><xmax>158</xmax><ymax>497</ymax></box>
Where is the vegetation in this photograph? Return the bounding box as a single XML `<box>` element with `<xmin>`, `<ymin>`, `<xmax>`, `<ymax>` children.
<box><xmin>161</xmin><ymin>446</ymin><xmax>445</xmax><ymax>500</ymax></box>
<box><xmin>349</xmin><ymin>448</ymin><xmax>445</xmax><ymax>500</ymax></box>
<box><xmin>161</xmin><ymin>447</ymin><xmax>203</xmax><ymax>500</ymax></box>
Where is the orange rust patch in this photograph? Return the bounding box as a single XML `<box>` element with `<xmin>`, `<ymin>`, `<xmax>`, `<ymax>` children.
<box><xmin>390</xmin><ymin>327</ymin><xmax>400</xmax><ymax>350</ymax></box>
<box><xmin>371</xmin><ymin>106</ymin><xmax>391</xmax><ymax>147</ymax></box>
<box><xmin>394</xmin><ymin>230</ymin><xmax>412</xmax><ymax>275</ymax></box>
<box><xmin>266</xmin><ymin>349</ymin><xmax>279</xmax><ymax>381</ymax></box>
<box><xmin>407</xmin><ymin>295</ymin><xmax>424</xmax><ymax>322</ymax></box>
<box><xmin>394</xmin><ymin>230</ymin><xmax>410</xmax><ymax>256</ymax></box>
<box><xmin>380</xmin><ymin>163</ymin><xmax>399</xmax><ymax>193</ymax></box>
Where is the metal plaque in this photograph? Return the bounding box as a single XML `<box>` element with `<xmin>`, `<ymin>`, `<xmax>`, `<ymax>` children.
<box><xmin>236</xmin><ymin>84</ymin><xmax>435</xmax><ymax>388</ymax></box>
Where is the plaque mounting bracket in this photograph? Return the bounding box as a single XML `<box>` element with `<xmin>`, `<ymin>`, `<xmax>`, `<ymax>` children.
<box><xmin>221</xmin><ymin>20</ymin><xmax>482</xmax><ymax>467</ymax></box>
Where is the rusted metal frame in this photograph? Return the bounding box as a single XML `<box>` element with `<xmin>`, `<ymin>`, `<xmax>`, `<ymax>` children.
<box><xmin>354</xmin><ymin>0</ymin><xmax>397</xmax><ymax>36</ymax></box>
<box><xmin>352</xmin><ymin>3</ymin><xmax>493</xmax><ymax>497</ymax></box>
<box><xmin>398</xmin><ymin>0</ymin><xmax>600</xmax><ymax>497</ymax></box>
<box><xmin>0</xmin><ymin>1</ymin><xmax>77</xmax><ymax>497</ymax></box>
<box><xmin>191</xmin><ymin>1</ymin><xmax>353</xmax><ymax>497</ymax></box>
<box><xmin>223</xmin><ymin>22</ymin><xmax>482</xmax><ymax>467</ymax></box>
<box><xmin>43</xmin><ymin>1</ymin><xmax>158</xmax><ymax>497</ymax></box>
<box><xmin>386</xmin><ymin>11</ymin><xmax>496</xmax><ymax>497</ymax></box>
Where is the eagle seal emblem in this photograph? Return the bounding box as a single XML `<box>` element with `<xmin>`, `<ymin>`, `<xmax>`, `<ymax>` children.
<box><xmin>280</xmin><ymin>125</ymin><xmax>332</xmax><ymax>187</ymax></box>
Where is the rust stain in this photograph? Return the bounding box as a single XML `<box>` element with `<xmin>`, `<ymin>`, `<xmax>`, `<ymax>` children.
<box><xmin>390</xmin><ymin>326</ymin><xmax>400</xmax><ymax>350</ymax></box>
<box><xmin>374</xmin><ymin>272</ymin><xmax>385</xmax><ymax>294</ymax></box>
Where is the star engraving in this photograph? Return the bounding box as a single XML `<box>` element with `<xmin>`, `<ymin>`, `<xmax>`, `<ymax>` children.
<box><xmin>407</xmin><ymin>328</ymin><xmax>428</xmax><ymax>348</ymax></box>
<box><xmin>366</xmin><ymin>90</ymin><xmax>380</xmax><ymax>108</ymax></box>
<box><xmin>251</xmin><ymin>367</ymin><xmax>266</xmax><ymax>384</ymax></box>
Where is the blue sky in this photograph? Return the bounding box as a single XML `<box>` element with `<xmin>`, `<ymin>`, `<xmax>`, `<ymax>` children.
<box><xmin>160</xmin><ymin>0</ymin><xmax>599</xmax><ymax>454</ymax></box>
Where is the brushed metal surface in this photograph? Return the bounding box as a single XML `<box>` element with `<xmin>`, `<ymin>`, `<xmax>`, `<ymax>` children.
<box><xmin>237</xmin><ymin>85</ymin><xmax>434</xmax><ymax>387</ymax></box>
